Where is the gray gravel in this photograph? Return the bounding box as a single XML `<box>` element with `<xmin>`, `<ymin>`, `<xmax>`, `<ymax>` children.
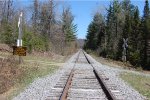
<box><xmin>13</xmin><ymin>52</ymin><xmax>79</xmax><ymax>100</ymax></box>
<box><xmin>67</xmin><ymin>51</ymin><xmax>107</xmax><ymax>100</ymax></box>
<box><xmin>13</xmin><ymin>51</ymin><xmax>148</xmax><ymax>100</ymax></box>
<box><xmin>85</xmin><ymin>52</ymin><xmax>148</xmax><ymax>100</ymax></box>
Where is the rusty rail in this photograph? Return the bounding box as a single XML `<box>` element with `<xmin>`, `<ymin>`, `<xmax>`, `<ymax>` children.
<box><xmin>60</xmin><ymin>70</ymin><xmax>74</xmax><ymax>100</ymax></box>
<box><xmin>60</xmin><ymin>50</ymin><xmax>117</xmax><ymax>100</ymax></box>
<box><xmin>83</xmin><ymin>50</ymin><xmax>116</xmax><ymax>100</ymax></box>
<box><xmin>59</xmin><ymin>51</ymin><xmax>80</xmax><ymax>100</ymax></box>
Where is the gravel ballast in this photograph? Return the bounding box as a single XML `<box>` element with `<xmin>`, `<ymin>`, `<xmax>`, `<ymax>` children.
<box><xmin>13</xmin><ymin>52</ymin><xmax>79</xmax><ymax>100</ymax></box>
<box><xmin>13</xmin><ymin>51</ymin><xmax>147</xmax><ymax>100</ymax></box>
<box><xmin>85</xmin><ymin>53</ymin><xmax>147</xmax><ymax>100</ymax></box>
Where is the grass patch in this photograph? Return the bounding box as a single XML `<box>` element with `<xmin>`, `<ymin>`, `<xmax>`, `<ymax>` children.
<box><xmin>7</xmin><ymin>63</ymin><xmax>59</xmax><ymax>100</ymax></box>
<box><xmin>24</xmin><ymin>55</ymin><xmax>55</xmax><ymax>62</ymax></box>
<box><xmin>22</xmin><ymin>54</ymin><xmax>65</xmax><ymax>63</ymax></box>
<box><xmin>0</xmin><ymin>51</ymin><xmax>66</xmax><ymax>100</ymax></box>
<box><xmin>90</xmin><ymin>53</ymin><xmax>150</xmax><ymax>73</ymax></box>
<box><xmin>2</xmin><ymin>60</ymin><xmax>60</xmax><ymax>100</ymax></box>
<box><xmin>90</xmin><ymin>53</ymin><xmax>126</xmax><ymax>68</ymax></box>
<box><xmin>18</xmin><ymin>63</ymin><xmax>59</xmax><ymax>87</ymax></box>
<box><xmin>120</xmin><ymin>72</ymin><xmax>150</xmax><ymax>99</ymax></box>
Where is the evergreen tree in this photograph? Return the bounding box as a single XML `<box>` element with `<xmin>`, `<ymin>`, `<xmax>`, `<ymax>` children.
<box><xmin>141</xmin><ymin>0</ymin><xmax>150</xmax><ymax>68</ymax></box>
<box><xmin>123</xmin><ymin>13</ymin><xmax>131</xmax><ymax>39</ymax></box>
<box><xmin>106</xmin><ymin>0</ymin><xmax>122</xmax><ymax>59</ymax></box>
<box><xmin>84</xmin><ymin>0</ymin><xmax>150</xmax><ymax>69</ymax></box>
<box><xmin>85</xmin><ymin>13</ymin><xmax>104</xmax><ymax>50</ymax></box>
<box><xmin>106</xmin><ymin>4</ymin><xmax>113</xmax><ymax>57</ymax></box>
<box><xmin>95</xmin><ymin>13</ymin><xmax>105</xmax><ymax>46</ymax></box>
<box><xmin>85</xmin><ymin>23</ymin><xmax>97</xmax><ymax>50</ymax></box>
<box><xmin>93</xmin><ymin>13</ymin><xmax>104</xmax><ymax>49</ymax></box>
<box><xmin>121</xmin><ymin>0</ymin><xmax>131</xmax><ymax>62</ymax></box>
<box><xmin>62</xmin><ymin>7</ymin><xmax>77</xmax><ymax>43</ymax></box>
<box><xmin>129</xmin><ymin>7</ymin><xmax>141</xmax><ymax>66</ymax></box>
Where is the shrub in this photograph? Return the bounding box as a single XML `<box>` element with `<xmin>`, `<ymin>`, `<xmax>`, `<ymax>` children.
<box><xmin>99</xmin><ymin>48</ymin><xmax>107</xmax><ymax>58</ymax></box>
<box><xmin>85</xmin><ymin>49</ymin><xmax>93</xmax><ymax>54</ymax></box>
<box><xmin>23</xmin><ymin>31</ymin><xmax>50</xmax><ymax>53</ymax></box>
<box><xmin>129</xmin><ymin>50</ymin><xmax>141</xmax><ymax>67</ymax></box>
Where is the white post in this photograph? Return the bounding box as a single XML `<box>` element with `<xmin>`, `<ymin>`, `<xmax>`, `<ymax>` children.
<box><xmin>17</xmin><ymin>12</ymin><xmax>23</xmax><ymax>64</ymax></box>
<box><xmin>17</xmin><ymin>12</ymin><xmax>23</xmax><ymax>47</ymax></box>
<box><xmin>17</xmin><ymin>39</ymin><xmax>22</xmax><ymax>47</ymax></box>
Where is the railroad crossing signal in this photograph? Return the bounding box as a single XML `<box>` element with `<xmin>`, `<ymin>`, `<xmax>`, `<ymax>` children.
<box><xmin>122</xmin><ymin>38</ymin><xmax>128</xmax><ymax>62</ymax></box>
<box><xmin>123</xmin><ymin>38</ymin><xmax>128</xmax><ymax>49</ymax></box>
<box><xmin>13</xmin><ymin>12</ymin><xmax>26</xmax><ymax>63</ymax></box>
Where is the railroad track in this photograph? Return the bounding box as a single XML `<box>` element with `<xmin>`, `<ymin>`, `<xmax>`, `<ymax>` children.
<box><xmin>46</xmin><ymin>50</ymin><xmax>125</xmax><ymax>100</ymax></box>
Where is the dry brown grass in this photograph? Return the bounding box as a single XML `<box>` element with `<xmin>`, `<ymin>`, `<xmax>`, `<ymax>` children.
<box><xmin>0</xmin><ymin>55</ymin><xmax>22</xmax><ymax>94</ymax></box>
<box><xmin>91</xmin><ymin>53</ymin><xmax>148</xmax><ymax>71</ymax></box>
<box><xmin>0</xmin><ymin>44</ymin><xmax>12</xmax><ymax>53</ymax></box>
<box><xmin>0</xmin><ymin>50</ymin><xmax>68</xmax><ymax>100</ymax></box>
<box><xmin>0</xmin><ymin>55</ymin><xmax>62</xmax><ymax>100</ymax></box>
<box><xmin>92</xmin><ymin>54</ymin><xmax>150</xmax><ymax>74</ymax></box>
<box><xmin>0</xmin><ymin>43</ymin><xmax>73</xmax><ymax>99</ymax></box>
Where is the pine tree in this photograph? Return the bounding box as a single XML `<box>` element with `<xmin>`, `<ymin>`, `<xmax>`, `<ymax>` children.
<box><xmin>106</xmin><ymin>0</ymin><xmax>122</xmax><ymax>59</ymax></box>
<box><xmin>123</xmin><ymin>14</ymin><xmax>131</xmax><ymax>38</ymax></box>
<box><xmin>84</xmin><ymin>0</ymin><xmax>150</xmax><ymax>69</ymax></box>
<box><xmin>106</xmin><ymin>4</ymin><xmax>113</xmax><ymax>57</ymax></box>
<box><xmin>141</xmin><ymin>0</ymin><xmax>150</xmax><ymax>68</ymax></box>
<box><xmin>129</xmin><ymin>7</ymin><xmax>141</xmax><ymax>66</ymax></box>
<box><xmin>93</xmin><ymin>13</ymin><xmax>104</xmax><ymax>49</ymax></box>
<box><xmin>85</xmin><ymin>23</ymin><xmax>96</xmax><ymax>50</ymax></box>
<box><xmin>122</xmin><ymin>0</ymin><xmax>131</xmax><ymax>62</ymax></box>
<box><xmin>84</xmin><ymin>13</ymin><xmax>104</xmax><ymax>51</ymax></box>
<box><xmin>62</xmin><ymin>7</ymin><xmax>77</xmax><ymax>43</ymax></box>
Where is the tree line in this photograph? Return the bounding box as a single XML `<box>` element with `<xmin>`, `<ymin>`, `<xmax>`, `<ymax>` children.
<box><xmin>84</xmin><ymin>0</ymin><xmax>150</xmax><ymax>70</ymax></box>
<box><xmin>0</xmin><ymin>0</ymin><xmax>77</xmax><ymax>55</ymax></box>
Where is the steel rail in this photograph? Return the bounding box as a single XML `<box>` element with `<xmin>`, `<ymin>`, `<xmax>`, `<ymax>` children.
<box><xmin>59</xmin><ymin>50</ymin><xmax>81</xmax><ymax>100</ymax></box>
<box><xmin>60</xmin><ymin>50</ymin><xmax>117</xmax><ymax>100</ymax></box>
<box><xmin>82</xmin><ymin>50</ymin><xmax>116</xmax><ymax>100</ymax></box>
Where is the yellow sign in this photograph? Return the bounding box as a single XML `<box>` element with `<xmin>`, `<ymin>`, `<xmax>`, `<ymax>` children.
<box><xmin>13</xmin><ymin>46</ymin><xmax>27</xmax><ymax>56</ymax></box>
